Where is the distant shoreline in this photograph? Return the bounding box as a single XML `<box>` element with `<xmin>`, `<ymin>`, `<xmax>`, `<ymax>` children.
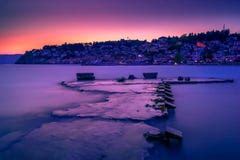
<box><xmin>11</xmin><ymin>63</ymin><xmax>240</xmax><ymax>66</ymax></box>
<box><xmin>15</xmin><ymin>30</ymin><xmax>240</xmax><ymax>65</ymax></box>
<box><xmin>0</xmin><ymin>54</ymin><xmax>22</xmax><ymax>64</ymax></box>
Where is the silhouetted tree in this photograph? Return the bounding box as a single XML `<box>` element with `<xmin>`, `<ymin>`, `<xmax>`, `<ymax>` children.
<box><xmin>174</xmin><ymin>51</ymin><xmax>183</xmax><ymax>64</ymax></box>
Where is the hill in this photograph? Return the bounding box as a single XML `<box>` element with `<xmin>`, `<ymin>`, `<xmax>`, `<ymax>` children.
<box><xmin>16</xmin><ymin>30</ymin><xmax>240</xmax><ymax>65</ymax></box>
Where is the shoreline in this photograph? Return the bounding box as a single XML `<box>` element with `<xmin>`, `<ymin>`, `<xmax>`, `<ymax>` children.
<box><xmin>12</xmin><ymin>63</ymin><xmax>240</xmax><ymax>66</ymax></box>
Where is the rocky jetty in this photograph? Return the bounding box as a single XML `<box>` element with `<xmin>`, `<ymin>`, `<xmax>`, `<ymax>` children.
<box><xmin>57</xmin><ymin>75</ymin><xmax>235</xmax><ymax>146</ymax></box>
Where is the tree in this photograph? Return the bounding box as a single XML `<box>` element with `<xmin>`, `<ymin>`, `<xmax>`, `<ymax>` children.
<box><xmin>202</xmin><ymin>48</ymin><xmax>214</xmax><ymax>62</ymax></box>
<box><xmin>174</xmin><ymin>51</ymin><xmax>183</xmax><ymax>64</ymax></box>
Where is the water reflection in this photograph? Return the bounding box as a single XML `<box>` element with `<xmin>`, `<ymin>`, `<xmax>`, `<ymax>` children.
<box><xmin>0</xmin><ymin>65</ymin><xmax>240</xmax><ymax>159</ymax></box>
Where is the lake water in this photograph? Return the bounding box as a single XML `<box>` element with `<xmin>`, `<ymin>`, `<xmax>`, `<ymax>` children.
<box><xmin>0</xmin><ymin>65</ymin><xmax>239</xmax><ymax>160</ymax></box>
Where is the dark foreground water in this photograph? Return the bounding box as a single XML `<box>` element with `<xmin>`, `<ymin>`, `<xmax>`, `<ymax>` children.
<box><xmin>0</xmin><ymin>65</ymin><xmax>239</xmax><ymax>160</ymax></box>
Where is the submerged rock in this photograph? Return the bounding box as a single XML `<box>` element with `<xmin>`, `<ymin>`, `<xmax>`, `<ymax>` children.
<box><xmin>144</xmin><ymin>127</ymin><xmax>183</xmax><ymax>143</ymax></box>
<box><xmin>52</xmin><ymin>92</ymin><xmax>163</xmax><ymax>120</ymax></box>
<box><xmin>0</xmin><ymin>120</ymin><xmax>159</xmax><ymax>160</ymax></box>
<box><xmin>54</xmin><ymin>80</ymin><xmax>166</xmax><ymax>120</ymax></box>
<box><xmin>128</xmin><ymin>74</ymin><xmax>136</xmax><ymax>80</ymax></box>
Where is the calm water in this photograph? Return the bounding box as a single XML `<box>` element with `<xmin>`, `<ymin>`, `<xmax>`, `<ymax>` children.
<box><xmin>0</xmin><ymin>65</ymin><xmax>240</xmax><ymax>160</ymax></box>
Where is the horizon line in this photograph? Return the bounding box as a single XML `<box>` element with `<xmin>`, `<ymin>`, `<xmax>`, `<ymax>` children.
<box><xmin>0</xmin><ymin>28</ymin><xmax>236</xmax><ymax>55</ymax></box>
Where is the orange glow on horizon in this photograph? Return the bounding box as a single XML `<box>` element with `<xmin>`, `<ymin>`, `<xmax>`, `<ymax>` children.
<box><xmin>1</xmin><ymin>0</ymin><xmax>240</xmax><ymax>54</ymax></box>
<box><xmin>0</xmin><ymin>21</ymin><xmax>225</xmax><ymax>54</ymax></box>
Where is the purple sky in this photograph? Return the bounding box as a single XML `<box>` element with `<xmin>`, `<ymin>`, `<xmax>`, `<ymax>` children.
<box><xmin>1</xmin><ymin>0</ymin><xmax>240</xmax><ymax>53</ymax></box>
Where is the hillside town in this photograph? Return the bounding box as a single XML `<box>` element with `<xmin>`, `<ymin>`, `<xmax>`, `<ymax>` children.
<box><xmin>16</xmin><ymin>29</ymin><xmax>240</xmax><ymax>65</ymax></box>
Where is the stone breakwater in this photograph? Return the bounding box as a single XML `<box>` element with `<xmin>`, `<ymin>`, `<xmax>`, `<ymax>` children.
<box><xmin>56</xmin><ymin>80</ymin><xmax>165</xmax><ymax>120</ymax></box>
<box><xmin>145</xmin><ymin>82</ymin><xmax>176</xmax><ymax>116</ymax></box>
<box><xmin>58</xmin><ymin>77</ymin><xmax>233</xmax><ymax>120</ymax></box>
<box><xmin>58</xmin><ymin>79</ymin><xmax>181</xmax><ymax>144</ymax></box>
<box><xmin>58</xmin><ymin>77</ymin><xmax>234</xmax><ymax>144</ymax></box>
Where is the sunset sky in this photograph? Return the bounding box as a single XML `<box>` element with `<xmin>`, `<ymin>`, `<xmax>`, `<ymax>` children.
<box><xmin>1</xmin><ymin>0</ymin><xmax>240</xmax><ymax>54</ymax></box>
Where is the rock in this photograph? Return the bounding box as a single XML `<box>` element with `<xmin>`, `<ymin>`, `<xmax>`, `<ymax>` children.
<box><xmin>116</xmin><ymin>77</ymin><xmax>126</xmax><ymax>82</ymax></box>
<box><xmin>128</xmin><ymin>75</ymin><xmax>136</xmax><ymax>80</ymax></box>
<box><xmin>143</xmin><ymin>72</ymin><xmax>158</xmax><ymax>79</ymax></box>
<box><xmin>185</xmin><ymin>77</ymin><xmax>191</xmax><ymax>81</ymax></box>
<box><xmin>178</xmin><ymin>76</ymin><xmax>184</xmax><ymax>81</ymax></box>
<box><xmin>144</xmin><ymin>127</ymin><xmax>183</xmax><ymax>143</ymax></box>
<box><xmin>77</xmin><ymin>73</ymin><xmax>95</xmax><ymax>81</ymax></box>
